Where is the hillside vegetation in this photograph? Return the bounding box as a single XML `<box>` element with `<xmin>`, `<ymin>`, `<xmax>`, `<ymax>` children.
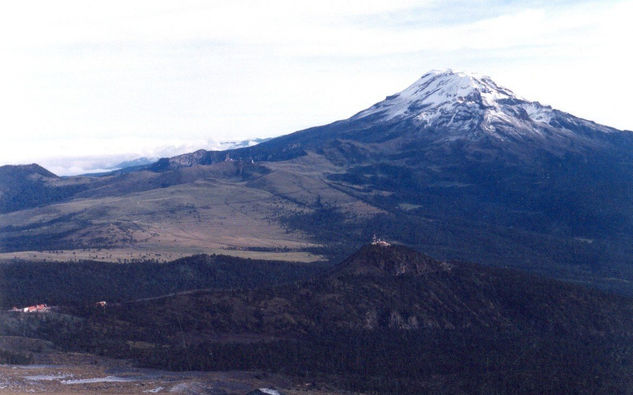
<box><xmin>4</xmin><ymin>244</ymin><xmax>633</xmax><ymax>393</ymax></box>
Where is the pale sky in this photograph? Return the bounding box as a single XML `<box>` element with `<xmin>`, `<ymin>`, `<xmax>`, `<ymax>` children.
<box><xmin>1</xmin><ymin>0</ymin><xmax>632</xmax><ymax>175</ymax></box>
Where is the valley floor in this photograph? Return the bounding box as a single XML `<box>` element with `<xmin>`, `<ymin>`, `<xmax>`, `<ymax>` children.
<box><xmin>0</xmin><ymin>246</ymin><xmax>325</xmax><ymax>264</ymax></box>
<box><xmin>0</xmin><ymin>352</ymin><xmax>340</xmax><ymax>394</ymax></box>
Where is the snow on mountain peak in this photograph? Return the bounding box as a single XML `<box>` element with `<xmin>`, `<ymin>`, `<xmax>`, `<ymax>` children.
<box><xmin>353</xmin><ymin>70</ymin><xmax>519</xmax><ymax>123</ymax></box>
<box><xmin>348</xmin><ymin>69</ymin><xmax>621</xmax><ymax>143</ymax></box>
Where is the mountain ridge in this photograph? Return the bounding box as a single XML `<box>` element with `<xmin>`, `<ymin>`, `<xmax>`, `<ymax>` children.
<box><xmin>332</xmin><ymin>242</ymin><xmax>451</xmax><ymax>277</ymax></box>
<box><xmin>3</xmin><ymin>70</ymin><xmax>633</xmax><ymax>294</ymax></box>
<box><xmin>0</xmin><ymin>163</ymin><xmax>58</xmax><ymax>179</ymax></box>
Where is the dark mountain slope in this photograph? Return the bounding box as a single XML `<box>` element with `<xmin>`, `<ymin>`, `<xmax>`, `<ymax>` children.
<box><xmin>35</xmin><ymin>244</ymin><xmax>633</xmax><ymax>393</ymax></box>
<box><xmin>0</xmin><ymin>164</ymin><xmax>87</xmax><ymax>213</ymax></box>
<box><xmin>99</xmin><ymin>244</ymin><xmax>633</xmax><ymax>338</ymax></box>
<box><xmin>0</xmin><ymin>253</ymin><xmax>324</xmax><ymax>309</ymax></box>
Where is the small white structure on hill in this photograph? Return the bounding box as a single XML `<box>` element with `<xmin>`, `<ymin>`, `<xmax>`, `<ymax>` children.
<box><xmin>10</xmin><ymin>304</ymin><xmax>50</xmax><ymax>313</ymax></box>
<box><xmin>371</xmin><ymin>234</ymin><xmax>391</xmax><ymax>247</ymax></box>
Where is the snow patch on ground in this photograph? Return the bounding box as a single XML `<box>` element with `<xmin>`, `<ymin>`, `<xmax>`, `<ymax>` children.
<box><xmin>61</xmin><ymin>375</ymin><xmax>137</xmax><ymax>384</ymax></box>
<box><xmin>24</xmin><ymin>374</ymin><xmax>72</xmax><ymax>381</ymax></box>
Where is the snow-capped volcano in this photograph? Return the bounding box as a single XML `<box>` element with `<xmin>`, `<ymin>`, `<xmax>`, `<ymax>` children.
<box><xmin>354</xmin><ymin>69</ymin><xmax>516</xmax><ymax>121</ymax></box>
<box><xmin>146</xmin><ymin>69</ymin><xmax>628</xmax><ymax>172</ymax></box>
<box><xmin>352</xmin><ymin>69</ymin><xmax>615</xmax><ymax>141</ymax></box>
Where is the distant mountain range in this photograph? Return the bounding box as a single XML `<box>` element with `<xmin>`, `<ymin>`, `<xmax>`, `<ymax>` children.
<box><xmin>2</xmin><ymin>70</ymin><xmax>633</xmax><ymax>293</ymax></box>
<box><xmin>32</xmin><ymin>137</ymin><xmax>274</xmax><ymax>176</ymax></box>
<box><xmin>105</xmin><ymin>137</ymin><xmax>272</xmax><ymax>174</ymax></box>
